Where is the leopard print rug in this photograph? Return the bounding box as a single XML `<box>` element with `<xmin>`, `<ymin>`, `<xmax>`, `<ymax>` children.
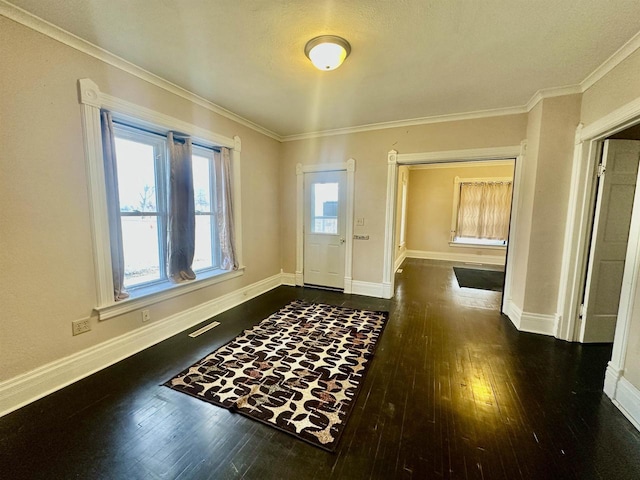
<box><xmin>165</xmin><ymin>300</ymin><xmax>388</xmax><ymax>451</ymax></box>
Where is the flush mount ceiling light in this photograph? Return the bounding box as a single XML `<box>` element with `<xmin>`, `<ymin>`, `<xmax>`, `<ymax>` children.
<box><xmin>304</xmin><ymin>35</ymin><xmax>351</xmax><ymax>71</ymax></box>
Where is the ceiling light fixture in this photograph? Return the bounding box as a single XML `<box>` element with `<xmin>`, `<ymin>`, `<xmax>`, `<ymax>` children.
<box><xmin>304</xmin><ymin>35</ymin><xmax>351</xmax><ymax>71</ymax></box>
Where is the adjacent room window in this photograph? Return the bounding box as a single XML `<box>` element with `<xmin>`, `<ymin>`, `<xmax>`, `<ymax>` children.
<box><xmin>451</xmin><ymin>176</ymin><xmax>513</xmax><ymax>247</ymax></box>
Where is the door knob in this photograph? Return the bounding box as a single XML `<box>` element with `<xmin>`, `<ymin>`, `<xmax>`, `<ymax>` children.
<box><xmin>339</xmin><ymin>238</ymin><xmax>345</xmax><ymax>244</ymax></box>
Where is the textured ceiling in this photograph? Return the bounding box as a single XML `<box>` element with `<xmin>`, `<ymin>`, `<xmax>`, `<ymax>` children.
<box><xmin>7</xmin><ymin>0</ymin><xmax>640</xmax><ymax>137</ymax></box>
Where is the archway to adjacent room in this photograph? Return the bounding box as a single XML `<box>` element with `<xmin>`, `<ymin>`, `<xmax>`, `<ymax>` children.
<box><xmin>382</xmin><ymin>145</ymin><xmax>526</xmax><ymax>320</ymax></box>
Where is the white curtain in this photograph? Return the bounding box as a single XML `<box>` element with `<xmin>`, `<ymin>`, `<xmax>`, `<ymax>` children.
<box><xmin>214</xmin><ymin>147</ymin><xmax>238</xmax><ymax>270</ymax></box>
<box><xmin>456</xmin><ymin>181</ymin><xmax>513</xmax><ymax>240</ymax></box>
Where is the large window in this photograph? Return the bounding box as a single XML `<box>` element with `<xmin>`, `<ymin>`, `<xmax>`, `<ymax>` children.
<box><xmin>79</xmin><ymin>78</ymin><xmax>242</xmax><ymax>315</ymax></box>
<box><xmin>450</xmin><ymin>176</ymin><xmax>513</xmax><ymax>247</ymax></box>
<box><xmin>112</xmin><ymin>123</ymin><xmax>222</xmax><ymax>289</ymax></box>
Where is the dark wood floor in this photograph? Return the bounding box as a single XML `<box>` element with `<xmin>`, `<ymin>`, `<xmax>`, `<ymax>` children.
<box><xmin>2</xmin><ymin>258</ymin><xmax>640</xmax><ymax>479</ymax></box>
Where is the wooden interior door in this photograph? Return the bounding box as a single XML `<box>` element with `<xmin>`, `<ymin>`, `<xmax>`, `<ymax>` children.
<box><xmin>581</xmin><ymin>139</ymin><xmax>640</xmax><ymax>342</ymax></box>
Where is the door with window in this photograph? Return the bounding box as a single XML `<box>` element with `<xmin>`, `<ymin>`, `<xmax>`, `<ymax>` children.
<box><xmin>304</xmin><ymin>171</ymin><xmax>347</xmax><ymax>289</ymax></box>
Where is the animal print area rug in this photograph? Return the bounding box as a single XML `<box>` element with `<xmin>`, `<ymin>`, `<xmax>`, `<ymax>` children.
<box><xmin>165</xmin><ymin>300</ymin><xmax>388</xmax><ymax>451</ymax></box>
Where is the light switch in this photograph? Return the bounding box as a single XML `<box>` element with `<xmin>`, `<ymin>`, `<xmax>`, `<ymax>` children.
<box><xmin>356</xmin><ymin>217</ymin><xmax>365</xmax><ymax>226</ymax></box>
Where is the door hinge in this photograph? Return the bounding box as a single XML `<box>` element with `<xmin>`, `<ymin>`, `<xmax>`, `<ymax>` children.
<box><xmin>579</xmin><ymin>303</ymin><xmax>586</xmax><ymax>318</ymax></box>
<box><xmin>597</xmin><ymin>164</ymin><xmax>606</xmax><ymax>178</ymax></box>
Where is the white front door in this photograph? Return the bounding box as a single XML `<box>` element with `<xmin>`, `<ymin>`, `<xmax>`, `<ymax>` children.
<box><xmin>304</xmin><ymin>171</ymin><xmax>347</xmax><ymax>289</ymax></box>
<box><xmin>581</xmin><ymin>139</ymin><xmax>640</xmax><ymax>342</ymax></box>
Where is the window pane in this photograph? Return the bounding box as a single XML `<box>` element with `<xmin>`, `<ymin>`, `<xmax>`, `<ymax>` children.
<box><xmin>114</xmin><ymin>137</ymin><xmax>158</xmax><ymax>213</ymax></box>
<box><xmin>193</xmin><ymin>215</ymin><xmax>213</xmax><ymax>271</ymax></box>
<box><xmin>311</xmin><ymin>182</ymin><xmax>338</xmax><ymax>234</ymax></box>
<box><xmin>192</xmin><ymin>154</ymin><xmax>211</xmax><ymax>213</ymax></box>
<box><xmin>121</xmin><ymin>216</ymin><xmax>161</xmax><ymax>286</ymax></box>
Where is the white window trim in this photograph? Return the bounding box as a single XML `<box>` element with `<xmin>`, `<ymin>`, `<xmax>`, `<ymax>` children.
<box><xmin>450</xmin><ymin>175</ymin><xmax>512</xmax><ymax>247</ymax></box>
<box><xmin>78</xmin><ymin>78</ymin><xmax>244</xmax><ymax>318</ymax></box>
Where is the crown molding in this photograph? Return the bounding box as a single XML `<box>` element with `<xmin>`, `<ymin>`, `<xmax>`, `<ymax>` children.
<box><xmin>281</xmin><ymin>105</ymin><xmax>528</xmax><ymax>142</ymax></box>
<box><xmin>3</xmin><ymin>0</ymin><xmax>640</xmax><ymax>143</ymax></box>
<box><xmin>581</xmin><ymin>29</ymin><xmax>640</xmax><ymax>92</ymax></box>
<box><xmin>525</xmin><ymin>84</ymin><xmax>583</xmax><ymax>111</ymax></box>
<box><xmin>0</xmin><ymin>0</ymin><xmax>282</xmax><ymax>142</ymax></box>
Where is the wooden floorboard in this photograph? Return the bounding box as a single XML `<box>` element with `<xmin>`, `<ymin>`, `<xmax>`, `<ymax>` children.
<box><xmin>1</xmin><ymin>258</ymin><xmax>640</xmax><ymax>479</ymax></box>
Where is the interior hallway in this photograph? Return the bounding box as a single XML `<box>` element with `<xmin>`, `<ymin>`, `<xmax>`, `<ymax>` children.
<box><xmin>1</xmin><ymin>259</ymin><xmax>639</xmax><ymax>479</ymax></box>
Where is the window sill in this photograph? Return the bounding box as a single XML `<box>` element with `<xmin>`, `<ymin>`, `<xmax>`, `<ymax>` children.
<box><xmin>449</xmin><ymin>241</ymin><xmax>507</xmax><ymax>250</ymax></box>
<box><xmin>95</xmin><ymin>266</ymin><xmax>245</xmax><ymax>320</ymax></box>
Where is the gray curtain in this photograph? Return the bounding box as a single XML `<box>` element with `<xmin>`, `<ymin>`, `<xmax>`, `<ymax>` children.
<box><xmin>215</xmin><ymin>147</ymin><xmax>238</xmax><ymax>270</ymax></box>
<box><xmin>100</xmin><ymin>111</ymin><xmax>129</xmax><ymax>301</ymax></box>
<box><xmin>168</xmin><ymin>132</ymin><xmax>196</xmax><ymax>282</ymax></box>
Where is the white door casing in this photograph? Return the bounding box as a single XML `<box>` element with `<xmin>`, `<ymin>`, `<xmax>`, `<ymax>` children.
<box><xmin>296</xmin><ymin>160</ymin><xmax>355</xmax><ymax>292</ymax></box>
<box><xmin>303</xmin><ymin>171</ymin><xmax>347</xmax><ymax>288</ymax></box>
<box><xmin>581</xmin><ymin>140</ymin><xmax>640</xmax><ymax>343</ymax></box>
<box><xmin>553</xmin><ymin>95</ymin><xmax>640</xmax><ymax>420</ymax></box>
<box><xmin>383</xmin><ymin>145</ymin><xmax>524</xmax><ymax>303</ymax></box>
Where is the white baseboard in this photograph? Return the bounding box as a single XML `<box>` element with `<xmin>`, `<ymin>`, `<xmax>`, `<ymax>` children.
<box><xmin>604</xmin><ymin>363</ymin><xmax>622</xmax><ymax>398</ymax></box>
<box><xmin>604</xmin><ymin>366</ymin><xmax>640</xmax><ymax>432</ymax></box>
<box><xmin>351</xmin><ymin>280</ymin><xmax>385</xmax><ymax>298</ymax></box>
<box><xmin>280</xmin><ymin>271</ymin><xmax>296</xmax><ymax>286</ymax></box>
<box><xmin>406</xmin><ymin>249</ymin><xmax>505</xmax><ymax>266</ymax></box>
<box><xmin>394</xmin><ymin>248</ymin><xmax>407</xmax><ymax>272</ymax></box>
<box><xmin>0</xmin><ymin>272</ymin><xmax>284</xmax><ymax>418</ymax></box>
<box><xmin>503</xmin><ymin>299</ymin><xmax>556</xmax><ymax>336</ymax></box>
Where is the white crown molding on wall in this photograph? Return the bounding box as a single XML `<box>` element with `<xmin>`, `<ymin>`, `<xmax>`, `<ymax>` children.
<box><xmin>2</xmin><ymin>0</ymin><xmax>640</xmax><ymax>142</ymax></box>
<box><xmin>525</xmin><ymin>84</ymin><xmax>583</xmax><ymax>112</ymax></box>
<box><xmin>281</xmin><ymin>106</ymin><xmax>529</xmax><ymax>142</ymax></box>
<box><xmin>0</xmin><ymin>0</ymin><xmax>282</xmax><ymax>142</ymax></box>
<box><xmin>581</xmin><ymin>29</ymin><xmax>640</xmax><ymax>92</ymax></box>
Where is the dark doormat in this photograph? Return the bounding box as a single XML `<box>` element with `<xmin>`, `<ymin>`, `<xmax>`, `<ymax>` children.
<box><xmin>453</xmin><ymin>267</ymin><xmax>504</xmax><ymax>292</ymax></box>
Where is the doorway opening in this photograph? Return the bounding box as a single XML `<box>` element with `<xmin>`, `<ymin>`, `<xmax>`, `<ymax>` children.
<box><xmin>394</xmin><ymin>159</ymin><xmax>516</xmax><ymax>309</ymax></box>
<box><xmin>577</xmin><ymin>124</ymin><xmax>640</xmax><ymax>343</ymax></box>
<box><xmin>382</xmin><ymin>145</ymin><xmax>525</xmax><ymax>319</ymax></box>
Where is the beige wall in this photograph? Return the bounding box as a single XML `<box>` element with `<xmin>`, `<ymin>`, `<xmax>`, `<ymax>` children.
<box><xmin>0</xmin><ymin>17</ymin><xmax>281</xmax><ymax>381</ymax></box>
<box><xmin>509</xmin><ymin>102</ymin><xmax>542</xmax><ymax>308</ymax></box>
<box><xmin>405</xmin><ymin>164</ymin><xmax>514</xmax><ymax>262</ymax></box>
<box><xmin>580</xmin><ymin>48</ymin><xmax>640</xmax><ymax>389</ymax></box>
<box><xmin>581</xmin><ymin>48</ymin><xmax>640</xmax><ymax>127</ymax></box>
<box><xmin>509</xmin><ymin>96</ymin><xmax>582</xmax><ymax>315</ymax></box>
<box><xmin>280</xmin><ymin>115</ymin><xmax>528</xmax><ymax>282</ymax></box>
<box><xmin>6</xmin><ymin>9</ymin><xmax>640</xmax><ymax>403</ymax></box>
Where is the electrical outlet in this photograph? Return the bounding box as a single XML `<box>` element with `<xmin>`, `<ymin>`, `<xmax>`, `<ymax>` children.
<box><xmin>356</xmin><ymin>217</ymin><xmax>365</xmax><ymax>226</ymax></box>
<box><xmin>72</xmin><ymin>318</ymin><xmax>91</xmax><ymax>336</ymax></box>
<box><xmin>141</xmin><ymin>309</ymin><xmax>151</xmax><ymax>322</ymax></box>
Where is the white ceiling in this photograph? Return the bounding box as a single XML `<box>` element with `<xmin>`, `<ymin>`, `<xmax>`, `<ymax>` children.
<box><xmin>7</xmin><ymin>0</ymin><xmax>640</xmax><ymax>137</ymax></box>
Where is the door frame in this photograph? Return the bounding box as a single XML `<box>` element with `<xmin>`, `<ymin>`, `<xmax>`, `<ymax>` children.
<box><xmin>555</xmin><ymin>97</ymin><xmax>640</xmax><ymax>400</ymax></box>
<box><xmin>296</xmin><ymin>159</ymin><xmax>356</xmax><ymax>292</ymax></box>
<box><xmin>382</xmin><ymin>145</ymin><xmax>525</xmax><ymax>305</ymax></box>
